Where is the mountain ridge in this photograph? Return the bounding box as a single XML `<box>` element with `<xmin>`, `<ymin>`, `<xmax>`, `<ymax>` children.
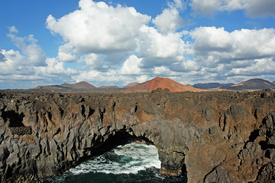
<box><xmin>35</xmin><ymin>81</ymin><xmax>96</xmax><ymax>90</ymax></box>
<box><xmin>218</xmin><ymin>78</ymin><xmax>275</xmax><ymax>90</ymax></box>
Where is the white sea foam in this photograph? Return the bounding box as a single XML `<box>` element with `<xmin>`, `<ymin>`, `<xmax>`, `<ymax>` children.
<box><xmin>69</xmin><ymin>142</ymin><xmax>161</xmax><ymax>175</ymax></box>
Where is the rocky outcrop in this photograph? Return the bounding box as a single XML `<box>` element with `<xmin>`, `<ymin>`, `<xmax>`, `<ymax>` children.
<box><xmin>0</xmin><ymin>89</ymin><xmax>275</xmax><ymax>182</ymax></box>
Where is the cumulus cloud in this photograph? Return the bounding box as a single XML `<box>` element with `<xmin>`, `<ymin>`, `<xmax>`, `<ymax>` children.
<box><xmin>0</xmin><ymin>52</ymin><xmax>5</xmax><ymax>62</ymax></box>
<box><xmin>9</xmin><ymin>26</ymin><xmax>19</xmax><ymax>34</ymax></box>
<box><xmin>83</xmin><ymin>53</ymin><xmax>109</xmax><ymax>71</ymax></box>
<box><xmin>57</xmin><ymin>44</ymin><xmax>80</xmax><ymax>62</ymax></box>
<box><xmin>242</xmin><ymin>0</ymin><xmax>275</xmax><ymax>18</ymax></box>
<box><xmin>189</xmin><ymin>0</ymin><xmax>275</xmax><ymax>17</ymax></box>
<box><xmin>153</xmin><ymin>66</ymin><xmax>177</xmax><ymax>75</ymax></box>
<box><xmin>7</xmin><ymin>30</ymin><xmax>46</xmax><ymax>66</ymax></box>
<box><xmin>187</xmin><ymin>26</ymin><xmax>275</xmax><ymax>83</ymax></box>
<box><xmin>172</xmin><ymin>0</ymin><xmax>186</xmax><ymax>9</ymax></box>
<box><xmin>44</xmin><ymin>0</ymin><xmax>194</xmax><ymax>76</ymax></box>
<box><xmin>191</xmin><ymin>27</ymin><xmax>275</xmax><ymax>62</ymax></box>
<box><xmin>221</xmin><ymin>0</ymin><xmax>275</xmax><ymax>17</ymax></box>
<box><xmin>226</xmin><ymin>58</ymin><xmax>275</xmax><ymax>76</ymax></box>
<box><xmin>169</xmin><ymin>59</ymin><xmax>201</xmax><ymax>72</ymax></box>
<box><xmin>152</xmin><ymin>8</ymin><xmax>189</xmax><ymax>34</ymax></box>
<box><xmin>3</xmin><ymin>1</ymin><xmax>275</xmax><ymax>89</ymax></box>
<box><xmin>136</xmin><ymin>75</ymin><xmax>149</xmax><ymax>83</ymax></box>
<box><xmin>0</xmin><ymin>27</ymin><xmax>78</xmax><ymax>89</ymax></box>
<box><xmin>137</xmin><ymin>25</ymin><xmax>189</xmax><ymax>68</ymax></box>
<box><xmin>35</xmin><ymin>58</ymin><xmax>78</xmax><ymax>77</ymax></box>
<box><xmin>46</xmin><ymin>0</ymin><xmax>151</xmax><ymax>55</ymax></box>
<box><xmin>0</xmin><ymin>49</ymin><xmax>29</xmax><ymax>75</ymax></box>
<box><xmin>72</xmin><ymin>68</ymin><xmax>129</xmax><ymax>86</ymax></box>
<box><xmin>189</xmin><ymin>0</ymin><xmax>221</xmax><ymax>16</ymax></box>
<box><xmin>120</xmin><ymin>55</ymin><xmax>143</xmax><ymax>75</ymax></box>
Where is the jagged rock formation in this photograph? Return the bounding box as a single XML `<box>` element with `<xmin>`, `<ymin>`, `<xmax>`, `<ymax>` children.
<box><xmin>0</xmin><ymin>89</ymin><xmax>275</xmax><ymax>182</ymax></box>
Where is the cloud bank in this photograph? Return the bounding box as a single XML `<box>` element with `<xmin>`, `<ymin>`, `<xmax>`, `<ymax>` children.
<box><xmin>1</xmin><ymin>0</ymin><xmax>275</xmax><ymax>89</ymax></box>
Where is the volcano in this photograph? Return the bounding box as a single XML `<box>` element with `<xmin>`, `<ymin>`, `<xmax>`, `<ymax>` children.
<box><xmin>61</xmin><ymin>81</ymin><xmax>96</xmax><ymax>89</ymax></box>
<box><xmin>123</xmin><ymin>77</ymin><xmax>203</xmax><ymax>93</ymax></box>
<box><xmin>218</xmin><ymin>78</ymin><xmax>275</xmax><ymax>90</ymax></box>
<box><xmin>35</xmin><ymin>81</ymin><xmax>96</xmax><ymax>90</ymax></box>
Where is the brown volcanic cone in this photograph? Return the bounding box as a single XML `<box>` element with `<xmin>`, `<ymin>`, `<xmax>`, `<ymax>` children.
<box><xmin>61</xmin><ymin>81</ymin><xmax>96</xmax><ymax>89</ymax></box>
<box><xmin>123</xmin><ymin>77</ymin><xmax>203</xmax><ymax>92</ymax></box>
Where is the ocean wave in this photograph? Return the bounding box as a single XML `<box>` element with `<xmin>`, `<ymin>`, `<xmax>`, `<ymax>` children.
<box><xmin>69</xmin><ymin>142</ymin><xmax>161</xmax><ymax>175</ymax></box>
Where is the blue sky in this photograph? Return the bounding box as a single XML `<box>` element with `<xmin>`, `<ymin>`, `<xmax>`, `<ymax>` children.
<box><xmin>0</xmin><ymin>0</ymin><xmax>275</xmax><ymax>89</ymax></box>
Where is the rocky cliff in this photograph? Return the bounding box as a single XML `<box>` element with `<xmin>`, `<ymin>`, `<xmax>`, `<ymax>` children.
<box><xmin>0</xmin><ymin>89</ymin><xmax>275</xmax><ymax>182</ymax></box>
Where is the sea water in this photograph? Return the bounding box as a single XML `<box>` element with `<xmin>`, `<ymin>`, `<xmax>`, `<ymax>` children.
<box><xmin>37</xmin><ymin>143</ymin><xmax>187</xmax><ymax>183</ymax></box>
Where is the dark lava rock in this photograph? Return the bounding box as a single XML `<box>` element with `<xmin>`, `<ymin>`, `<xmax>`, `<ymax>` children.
<box><xmin>0</xmin><ymin>89</ymin><xmax>274</xmax><ymax>183</ymax></box>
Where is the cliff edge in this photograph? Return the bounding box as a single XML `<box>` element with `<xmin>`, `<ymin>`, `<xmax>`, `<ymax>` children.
<box><xmin>0</xmin><ymin>89</ymin><xmax>275</xmax><ymax>182</ymax></box>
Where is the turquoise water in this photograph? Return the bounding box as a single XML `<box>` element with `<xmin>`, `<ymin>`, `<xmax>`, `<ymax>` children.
<box><xmin>38</xmin><ymin>143</ymin><xmax>187</xmax><ymax>183</ymax></box>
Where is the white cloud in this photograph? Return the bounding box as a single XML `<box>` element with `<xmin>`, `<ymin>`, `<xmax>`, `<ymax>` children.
<box><xmin>189</xmin><ymin>0</ymin><xmax>275</xmax><ymax>17</ymax></box>
<box><xmin>0</xmin><ymin>27</ymin><xmax>78</xmax><ymax>88</ymax></box>
<box><xmin>0</xmin><ymin>49</ymin><xmax>29</xmax><ymax>75</ymax></box>
<box><xmin>136</xmin><ymin>75</ymin><xmax>149</xmax><ymax>83</ymax></box>
<box><xmin>46</xmin><ymin>0</ymin><xmax>151</xmax><ymax>55</ymax></box>
<box><xmin>0</xmin><ymin>49</ymin><xmax>78</xmax><ymax>87</ymax></box>
<box><xmin>0</xmin><ymin>52</ymin><xmax>5</xmax><ymax>61</ymax></box>
<box><xmin>7</xmin><ymin>31</ymin><xmax>46</xmax><ymax>66</ymax></box>
<box><xmin>120</xmin><ymin>55</ymin><xmax>143</xmax><ymax>75</ymax></box>
<box><xmin>169</xmin><ymin>59</ymin><xmax>201</xmax><ymax>72</ymax></box>
<box><xmin>191</xmin><ymin>27</ymin><xmax>233</xmax><ymax>53</ymax></box>
<box><xmin>45</xmin><ymin>0</ymin><xmax>193</xmax><ymax>76</ymax></box>
<box><xmin>84</xmin><ymin>53</ymin><xmax>109</xmax><ymax>71</ymax></box>
<box><xmin>35</xmin><ymin>58</ymin><xmax>78</xmax><ymax>77</ymax></box>
<box><xmin>187</xmin><ymin>26</ymin><xmax>275</xmax><ymax>83</ymax></box>
<box><xmin>226</xmin><ymin>58</ymin><xmax>275</xmax><ymax>76</ymax></box>
<box><xmin>153</xmin><ymin>66</ymin><xmax>176</xmax><ymax>75</ymax></box>
<box><xmin>57</xmin><ymin>43</ymin><xmax>80</xmax><ymax>62</ymax></box>
<box><xmin>189</xmin><ymin>0</ymin><xmax>221</xmax><ymax>16</ymax></box>
<box><xmin>173</xmin><ymin>0</ymin><xmax>186</xmax><ymax>9</ymax></box>
<box><xmin>9</xmin><ymin>26</ymin><xmax>19</xmax><ymax>34</ymax></box>
<box><xmin>72</xmin><ymin>68</ymin><xmax>128</xmax><ymax>86</ymax></box>
<box><xmin>191</xmin><ymin>27</ymin><xmax>275</xmax><ymax>62</ymax></box>
<box><xmin>222</xmin><ymin>0</ymin><xmax>275</xmax><ymax>17</ymax></box>
<box><xmin>152</xmin><ymin>8</ymin><xmax>188</xmax><ymax>34</ymax></box>
<box><xmin>137</xmin><ymin>25</ymin><xmax>188</xmax><ymax>68</ymax></box>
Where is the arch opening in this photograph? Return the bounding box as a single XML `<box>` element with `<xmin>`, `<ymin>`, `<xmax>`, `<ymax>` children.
<box><xmin>40</xmin><ymin>129</ymin><xmax>164</xmax><ymax>182</ymax></box>
<box><xmin>38</xmin><ymin>129</ymin><xmax>188</xmax><ymax>182</ymax></box>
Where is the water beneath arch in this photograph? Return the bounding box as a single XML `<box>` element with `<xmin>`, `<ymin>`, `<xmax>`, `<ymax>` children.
<box><xmin>37</xmin><ymin>143</ymin><xmax>187</xmax><ymax>183</ymax></box>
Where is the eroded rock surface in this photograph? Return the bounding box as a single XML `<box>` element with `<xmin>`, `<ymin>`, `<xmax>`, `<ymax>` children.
<box><xmin>0</xmin><ymin>89</ymin><xmax>275</xmax><ymax>182</ymax></box>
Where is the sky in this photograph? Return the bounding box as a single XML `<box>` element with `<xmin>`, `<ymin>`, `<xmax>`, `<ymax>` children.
<box><xmin>0</xmin><ymin>0</ymin><xmax>275</xmax><ymax>89</ymax></box>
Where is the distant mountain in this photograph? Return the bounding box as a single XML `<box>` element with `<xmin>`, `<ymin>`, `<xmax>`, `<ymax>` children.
<box><xmin>61</xmin><ymin>81</ymin><xmax>96</xmax><ymax>89</ymax></box>
<box><xmin>99</xmin><ymin>86</ymin><xmax>119</xmax><ymax>89</ymax></box>
<box><xmin>273</xmin><ymin>81</ymin><xmax>275</xmax><ymax>84</ymax></box>
<box><xmin>218</xmin><ymin>78</ymin><xmax>275</xmax><ymax>90</ymax></box>
<box><xmin>124</xmin><ymin>82</ymin><xmax>139</xmax><ymax>88</ymax></box>
<box><xmin>123</xmin><ymin>77</ymin><xmax>204</xmax><ymax>93</ymax></box>
<box><xmin>35</xmin><ymin>81</ymin><xmax>96</xmax><ymax>90</ymax></box>
<box><xmin>193</xmin><ymin>82</ymin><xmax>234</xmax><ymax>89</ymax></box>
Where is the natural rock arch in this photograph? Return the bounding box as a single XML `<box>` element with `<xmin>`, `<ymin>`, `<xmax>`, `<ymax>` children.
<box><xmin>0</xmin><ymin>89</ymin><xmax>275</xmax><ymax>182</ymax></box>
